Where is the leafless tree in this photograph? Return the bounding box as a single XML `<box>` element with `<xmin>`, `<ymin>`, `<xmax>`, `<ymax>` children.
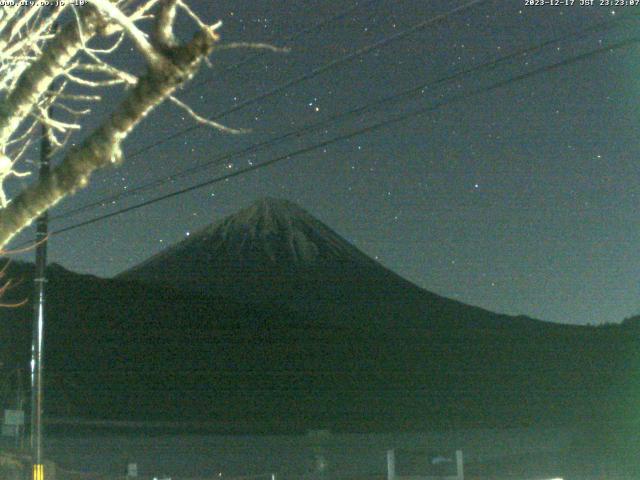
<box><xmin>0</xmin><ymin>0</ymin><xmax>278</xmax><ymax>249</ymax></box>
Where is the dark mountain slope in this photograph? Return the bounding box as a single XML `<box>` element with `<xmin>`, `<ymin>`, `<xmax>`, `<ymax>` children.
<box><xmin>119</xmin><ymin>198</ymin><xmax>553</xmax><ymax>332</ymax></box>
<box><xmin>0</xmin><ymin>199</ymin><xmax>635</xmax><ymax>433</ymax></box>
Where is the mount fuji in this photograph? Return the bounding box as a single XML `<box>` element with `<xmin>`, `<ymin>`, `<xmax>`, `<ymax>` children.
<box><xmin>0</xmin><ymin>198</ymin><xmax>634</xmax><ymax>432</ymax></box>
<box><xmin>119</xmin><ymin>197</ymin><xmax>542</xmax><ymax>330</ymax></box>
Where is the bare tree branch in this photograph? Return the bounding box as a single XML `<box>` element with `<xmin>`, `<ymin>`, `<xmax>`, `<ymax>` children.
<box><xmin>0</xmin><ymin>7</ymin><xmax>101</xmax><ymax>146</ymax></box>
<box><xmin>0</xmin><ymin>26</ymin><xmax>220</xmax><ymax>248</ymax></box>
<box><xmin>0</xmin><ymin>0</ymin><xmax>283</xmax><ymax>250</ymax></box>
<box><xmin>214</xmin><ymin>42</ymin><xmax>290</xmax><ymax>54</ymax></box>
<box><xmin>154</xmin><ymin>0</ymin><xmax>178</xmax><ymax>48</ymax></box>
<box><xmin>168</xmin><ymin>95</ymin><xmax>247</xmax><ymax>134</ymax></box>
<box><xmin>88</xmin><ymin>0</ymin><xmax>165</xmax><ymax>67</ymax></box>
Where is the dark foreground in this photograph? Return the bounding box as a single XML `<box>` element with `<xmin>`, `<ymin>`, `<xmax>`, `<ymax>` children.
<box><xmin>2</xmin><ymin>425</ymin><xmax>639</xmax><ymax>480</ymax></box>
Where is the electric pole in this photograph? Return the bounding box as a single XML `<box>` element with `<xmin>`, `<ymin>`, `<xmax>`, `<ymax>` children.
<box><xmin>30</xmin><ymin>113</ymin><xmax>51</xmax><ymax>480</ymax></box>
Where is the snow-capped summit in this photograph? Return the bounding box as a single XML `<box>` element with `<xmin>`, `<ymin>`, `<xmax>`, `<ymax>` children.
<box><xmin>119</xmin><ymin>197</ymin><xmax>420</xmax><ymax>309</ymax></box>
<box><xmin>119</xmin><ymin>197</ymin><xmax>533</xmax><ymax>329</ymax></box>
<box><xmin>200</xmin><ymin>197</ymin><xmax>378</xmax><ymax>267</ymax></box>
<box><xmin>121</xmin><ymin>197</ymin><xmax>378</xmax><ymax>283</ymax></box>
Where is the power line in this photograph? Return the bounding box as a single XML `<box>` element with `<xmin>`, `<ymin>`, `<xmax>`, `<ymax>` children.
<box><xmin>123</xmin><ymin>0</ymin><xmax>490</xmax><ymax>160</ymax></box>
<box><xmin>51</xmin><ymin>12</ymin><xmax>639</xmax><ymax>222</ymax></box>
<box><xmin>39</xmin><ymin>35</ymin><xmax>640</xmax><ymax>241</ymax></box>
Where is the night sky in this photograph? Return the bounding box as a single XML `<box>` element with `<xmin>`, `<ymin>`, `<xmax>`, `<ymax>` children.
<box><xmin>6</xmin><ymin>0</ymin><xmax>640</xmax><ymax>326</ymax></box>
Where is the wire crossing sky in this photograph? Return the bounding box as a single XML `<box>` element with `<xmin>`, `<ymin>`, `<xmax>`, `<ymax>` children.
<box><xmin>48</xmin><ymin>11</ymin><xmax>640</xmax><ymax>223</ymax></box>
<box><xmin>8</xmin><ymin>0</ymin><xmax>640</xmax><ymax>326</ymax></box>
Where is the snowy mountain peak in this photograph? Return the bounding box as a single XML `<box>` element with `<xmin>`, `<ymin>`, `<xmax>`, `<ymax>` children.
<box><xmin>120</xmin><ymin>198</ymin><xmax>378</xmax><ymax>289</ymax></box>
<box><xmin>117</xmin><ymin>198</ymin><xmax>506</xmax><ymax>329</ymax></box>
<box><xmin>245</xmin><ymin>197</ymin><xmax>307</xmax><ymax>219</ymax></box>
<box><xmin>220</xmin><ymin>197</ymin><xmax>315</xmax><ymax>241</ymax></box>
<box><xmin>207</xmin><ymin>197</ymin><xmax>370</xmax><ymax>266</ymax></box>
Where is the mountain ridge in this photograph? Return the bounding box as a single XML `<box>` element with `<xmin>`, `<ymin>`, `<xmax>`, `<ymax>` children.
<box><xmin>118</xmin><ymin>197</ymin><xmax>553</xmax><ymax>331</ymax></box>
<box><xmin>120</xmin><ymin>197</ymin><xmax>393</xmax><ymax>283</ymax></box>
<box><xmin>0</xmin><ymin>198</ymin><xmax>636</xmax><ymax>433</ymax></box>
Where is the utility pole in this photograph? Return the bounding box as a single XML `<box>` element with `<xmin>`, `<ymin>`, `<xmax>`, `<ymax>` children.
<box><xmin>17</xmin><ymin>368</ymin><xmax>24</xmax><ymax>449</ymax></box>
<box><xmin>30</xmin><ymin>113</ymin><xmax>51</xmax><ymax>480</ymax></box>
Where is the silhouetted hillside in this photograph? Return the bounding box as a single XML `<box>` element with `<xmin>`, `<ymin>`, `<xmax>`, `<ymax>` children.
<box><xmin>0</xmin><ymin>199</ymin><xmax>637</xmax><ymax>434</ymax></box>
